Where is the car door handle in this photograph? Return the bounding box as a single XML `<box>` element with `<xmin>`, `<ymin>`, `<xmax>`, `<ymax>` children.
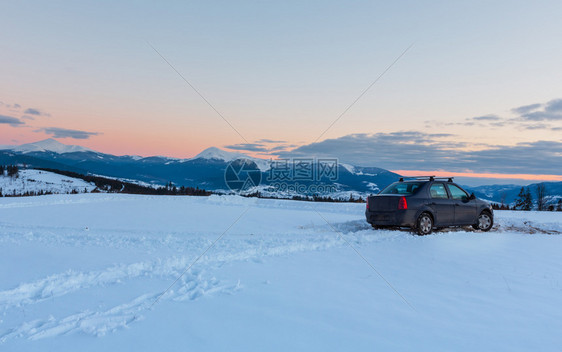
<box><xmin>429</xmin><ymin>202</ymin><xmax>436</xmax><ymax>205</ymax></box>
<box><xmin>455</xmin><ymin>203</ymin><xmax>460</xmax><ymax>206</ymax></box>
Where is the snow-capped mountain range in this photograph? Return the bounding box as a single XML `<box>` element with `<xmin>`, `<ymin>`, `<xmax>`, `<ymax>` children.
<box><xmin>10</xmin><ymin>138</ymin><xmax>95</xmax><ymax>154</ymax></box>
<box><xmin>1</xmin><ymin>139</ymin><xmax>561</xmax><ymax>204</ymax></box>
<box><xmin>4</xmin><ymin>139</ymin><xmax>270</xmax><ymax>170</ymax></box>
<box><xmin>184</xmin><ymin>146</ymin><xmax>270</xmax><ymax>171</ymax></box>
<box><xmin>189</xmin><ymin>146</ymin><xmax>246</xmax><ymax>162</ymax></box>
<box><xmin>0</xmin><ymin>139</ymin><xmax>399</xmax><ymax>195</ymax></box>
<box><xmin>5</xmin><ymin>139</ymin><xmax>248</xmax><ymax>162</ymax></box>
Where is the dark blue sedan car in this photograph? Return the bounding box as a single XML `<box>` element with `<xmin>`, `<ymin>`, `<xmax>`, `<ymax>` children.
<box><xmin>366</xmin><ymin>177</ymin><xmax>493</xmax><ymax>235</ymax></box>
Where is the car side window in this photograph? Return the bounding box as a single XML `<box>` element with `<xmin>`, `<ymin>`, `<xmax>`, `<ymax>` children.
<box><xmin>430</xmin><ymin>183</ymin><xmax>448</xmax><ymax>199</ymax></box>
<box><xmin>448</xmin><ymin>184</ymin><xmax>469</xmax><ymax>200</ymax></box>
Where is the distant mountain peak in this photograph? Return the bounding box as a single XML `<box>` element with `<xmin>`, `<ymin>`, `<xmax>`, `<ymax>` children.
<box><xmin>11</xmin><ymin>138</ymin><xmax>95</xmax><ymax>154</ymax></box>
<box><xmin>190</xmin><ymin>147</ymin><xmax>250</xmax><ymax>162</ymax></box>
<box><xmin>187</xmin><ymin>146</ymin><xmax>270</xmax><ymax>171</ymax></box>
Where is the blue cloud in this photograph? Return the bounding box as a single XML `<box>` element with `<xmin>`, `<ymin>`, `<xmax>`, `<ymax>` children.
<box><xmin>225</xmin><ymin>143</ymin><xmax>269</xmax><ymax>152</ymax></box>
<box><xmin>256</xmin><ymin>139</ymin><xmax>286</xmax><ymax>144</ymax></box>
<box><xmin>277</xmin><ymin>133</ymin><xmax>562</xmax><ymax>175</ymax></box>
<box><xmin>447</xmin><ymin>98</ymin><xmax>562</xmax><ymax>129</ymax></box>
<box><xmin>0</xmin><ymin>114</ymin><xmax>25</xmax><ymax>126</ymax></box>
<box><xmin>24</xmin><ymin>108</ymin><xmax>42</xmax><ymax>115</ymax></box>
<box><xmin>38</xmin><ymin>127</ymin><xmax>100</xmax><ymax>139</ymax></box>
<box><xmin>511</xmin><ymin>103</ymin><xmax>542</xmax><ymax>115</ymax></box>
<box><xmin>23</xmin><ymin>107</ymin><xmax>50</xmax><ymax>117</ymax></box>
<box><xmin>225</xmin><ymin>140</ymin><xmax>296</xmax><ymax>153</ymax></box>
<box><xmin>518</xmin><ymin>99</ymin><xmax>562</xmax><ymax>121</ymax></box>
<box><xmin>472</xmin><ymin>115</ymin><xmax>501</xmax><ymax>121</ymax></box>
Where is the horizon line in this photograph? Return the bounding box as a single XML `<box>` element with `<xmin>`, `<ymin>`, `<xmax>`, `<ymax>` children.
<box><xmin>392</xmin><ymin>170</ymin><xmax>562</xmax><ymax>182</ymax></box>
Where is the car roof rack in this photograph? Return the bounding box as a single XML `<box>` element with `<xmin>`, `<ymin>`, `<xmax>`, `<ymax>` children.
<box><xmin>399</xmin><ymin>175</ymin><xmax>434</xmax><ymax>182</ymax></box>
<box><xmin>399</xmin><ymin>176</ymin><xmax>454</xmax><ymax>182</ymax></box>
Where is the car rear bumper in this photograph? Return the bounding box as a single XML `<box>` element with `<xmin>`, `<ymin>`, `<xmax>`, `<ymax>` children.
<box><xmin>365</xmin><ymin>209</ymin><xmax>418</xmax><ymax>227</ymax></box>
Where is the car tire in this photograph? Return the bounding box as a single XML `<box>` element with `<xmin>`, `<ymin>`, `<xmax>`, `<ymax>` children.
<box><xmin>473</xmin><ymin>211</ymin><xmax>493</xmax><ymax>231</ymax></box>
<box><xmin>416</xmin><ymin>212</ymin><xmax>433</xmax><ymax>236</ymax></box>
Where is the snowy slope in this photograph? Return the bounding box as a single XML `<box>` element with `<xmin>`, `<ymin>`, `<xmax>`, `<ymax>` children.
<box><xmin>0</xmin><ymin>194</ymin><xmax>561</xmax><ymax>351</ymax></box>
<box><xmin>0</xmin><ymin>169</ymin><xmax>96</xmax><ymax>196</ymax></box>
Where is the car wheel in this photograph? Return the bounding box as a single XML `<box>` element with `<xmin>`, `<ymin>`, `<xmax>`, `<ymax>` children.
<box><xmin>416</xmin><ymin>213</ymin><xmax>433</xmax><ymax>236</ymax></box>
<box><xmin>473</xmin><ymin>211</ymin><xmax>493</xmax><ymax>231</ymax></box>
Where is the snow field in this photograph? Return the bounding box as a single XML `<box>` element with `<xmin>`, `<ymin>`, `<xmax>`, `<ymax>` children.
<box><xmin>0</xmin><ymin>194</ymin><xmax>561</xmax><ymax>351</ymax></box>
<box><xmin>0</xmin><ymin>170</ymin><xmax>95</xmax><ymax>196</ymax></box>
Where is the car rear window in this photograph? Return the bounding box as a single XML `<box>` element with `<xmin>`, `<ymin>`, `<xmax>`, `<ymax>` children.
<box><xmin>379</xmin><ymin>182</ymin><xmax>423</xmax><ymax>195</ymax></box>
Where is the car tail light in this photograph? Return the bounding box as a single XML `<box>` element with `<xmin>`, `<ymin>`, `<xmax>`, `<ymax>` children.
<box><xmin>398</xmin><ymin>196</ymin><xmax>407</xmax><ymax>210</ymax></box>
<box><xmin>366</xmin><ymin>200</ymin><xmax>369</xmax><ymax>210</ymax></box>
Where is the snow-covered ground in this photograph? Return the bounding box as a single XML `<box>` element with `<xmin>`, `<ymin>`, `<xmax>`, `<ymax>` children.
<box><xmin>0</xmin><ymin>170</ymin><xmax>96</xmax><ymax>196</ymax></box>
<box><xmin>0</xmin><ymin>194</ymin><xmax>561</xmax><ymax>351</ymax></box>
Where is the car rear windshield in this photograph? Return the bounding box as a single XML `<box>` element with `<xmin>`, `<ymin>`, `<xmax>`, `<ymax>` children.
<box><xmin>379</xmin><ymin>182</ymin><xmax>423</xmax><ymax>195</ymax></box>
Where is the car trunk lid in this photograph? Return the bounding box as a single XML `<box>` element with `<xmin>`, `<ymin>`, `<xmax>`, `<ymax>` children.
<box><xmin>367</xmin><ymin>195</ymin><xmax>402</xmax><ymax>211</ymax></box>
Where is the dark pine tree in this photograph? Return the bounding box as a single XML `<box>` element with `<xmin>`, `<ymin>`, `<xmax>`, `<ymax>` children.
<box><xmin>523</xmin><ymin>188</ymin><xmax>533</xmax><ymax>211</ymax></box>
<box><xmin>536</xmin><ymin>184</ymin><xmax>547</xmax><ymax>211</ymax></box>
<box><xmin>514</xmin><ymin>187</ymin><xmax>526</xmax><ymax>210</ymax></box>
<box><xmin>7</xmin><ymin>165</ymin><xmax>19</xmax><ymax>177</ymax></box>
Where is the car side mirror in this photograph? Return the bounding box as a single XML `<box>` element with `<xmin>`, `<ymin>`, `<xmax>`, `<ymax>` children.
<box><xmin>469</xmin><ymin>193</ymin><xmax>476</xmax><ymax>200</ymax></box>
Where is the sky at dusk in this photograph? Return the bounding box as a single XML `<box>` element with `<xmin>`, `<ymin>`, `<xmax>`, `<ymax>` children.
<box><xmin>1</xmin><ymin>0</ymin><xmax>561</xmax><ymax>181</ymax></box>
